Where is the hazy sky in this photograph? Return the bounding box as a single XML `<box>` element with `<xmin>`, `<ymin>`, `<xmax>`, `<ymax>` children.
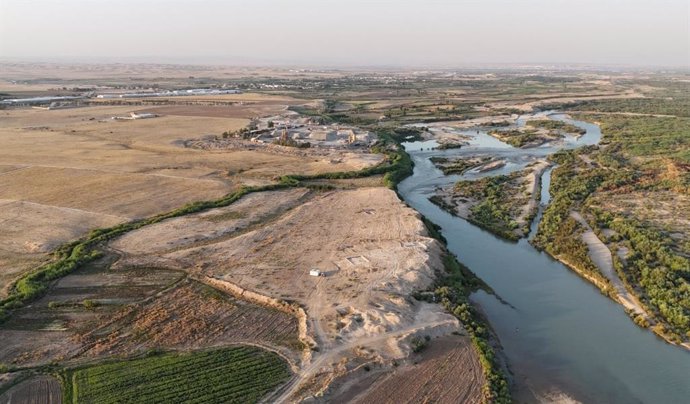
<box><xmin>1</xmin><ymin>0</ymin><xmax>688</xmax><ymax>67</ymax></box>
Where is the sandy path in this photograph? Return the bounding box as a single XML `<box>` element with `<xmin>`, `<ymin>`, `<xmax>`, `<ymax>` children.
<box><xmin>520</xmin><ymin>161</ymin><xmax>550</xmax><ymax>225</ymax></box>
<box><xmin>570</xmin><ymin>211</ymin><xmax>647</xmax><ymax>316</ymax></box>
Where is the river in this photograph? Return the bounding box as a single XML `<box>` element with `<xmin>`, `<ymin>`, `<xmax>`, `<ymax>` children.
<box><xmin>398</xmin><ymin>114</ymin><xmax>690</xmax><ymax>403</ymax></box>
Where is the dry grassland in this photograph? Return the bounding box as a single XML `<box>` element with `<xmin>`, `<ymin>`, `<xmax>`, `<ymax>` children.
<box><xmin>0</xmin><ymin>101</ymin><xmax>380</xmax><ymax>294</ymax></box>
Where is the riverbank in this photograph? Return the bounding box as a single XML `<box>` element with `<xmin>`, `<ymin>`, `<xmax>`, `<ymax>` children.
<box><xmin>418</xmin><ymin>218</ymin><xmax>511</xmax><ymax>403</ymax></box>
<box><xmin>535</xmin><ymin>237</ymin><xmax>690</xmax><ymax>351</ymax></box>
<box><xmin>398</xmin><ymin>113</ymin><xmax>690</xmax><ymax>404</ymax></box>
<box><xmin>430</xmin><ymin>159</ymin><xmax>550</xmax><ymax>241</ymax></box>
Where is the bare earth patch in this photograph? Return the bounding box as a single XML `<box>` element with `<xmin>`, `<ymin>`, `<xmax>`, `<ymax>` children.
<box><xmin>76</xmin><ymin>280</ymin><xmax>300</xmax><ymax>360</ymax></box>
<box><xmin>112</xmin><ymin>188</ymin><xmax>311</xmax><ymax>255</ymax></box>
<box><xmin>0</xmin><ymin>375</ymin><xmax>62</xmax><ymax>404</ymax></box>
<box><xmin>116</xmin><ymin>188</ymin><xmax>469</xmax><ymax>399</ymax></box>
<box><xmin>349</xmin><ymin>335</ymin><xmax>483</xmax><ymax>404</ymax></box>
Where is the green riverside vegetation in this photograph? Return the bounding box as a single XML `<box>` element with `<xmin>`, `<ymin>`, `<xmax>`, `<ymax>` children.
<box><xmin>525</xmin><ymin>119</ymin><xmax>586</xmax><ymax>135</ymax></box>
<box><xmin>534</xmin><ymin>114</ymin><xmax>690</xmax><ymax>343</ymax></box>
<box><xmin>487</xmin><ymin>128</ymin><xmax>549</xmax><ymax>148</ymax></box>
<box><xmin>418</xmin><ymin>218</ymin><xmax>511</xmax><ymax>404</ymax></box>
<box><xmin>455</xmin><ymin>173</ymin><xmax>523</xmax><ymax>241</ymax></box>
<box><xmin>546</xmin><ymin>97</ymin><xmax>690</xmax><ymax>118</ymax></box>
<box><xmin>431</xmin><ymin>169</ymin><xmax>534</xmax><ymax>241</ymax></box>
<box><xmin>63</xmin><ymin>347</ymin><xmax>290</xmax><ymax>404</ymax></box>
<box><xmin>532</xmin><ymin>151</ymin><xmax>612</xmax><ymax>289</ymax></box>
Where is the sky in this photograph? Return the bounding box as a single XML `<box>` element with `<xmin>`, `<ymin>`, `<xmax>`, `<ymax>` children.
<box><xmin>1</xmin><ymin>0</ymin><xmax>688</xmax><ymax>67</ymax></box>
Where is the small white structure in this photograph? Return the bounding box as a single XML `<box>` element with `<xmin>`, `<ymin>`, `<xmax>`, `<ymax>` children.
<box><xmin>309</xmin><ymin>269</ymin><xmax>324</xmax><ymax>277</ymax></box>
<box><xmin>129</xmin><ymin>112</ymin><xmax>157</xmax><ymax>119</ymax></box>
<box><xmin>112</xmin><ymin>112</ymin><xmax>158</xmax><ymax>120</ymax></box>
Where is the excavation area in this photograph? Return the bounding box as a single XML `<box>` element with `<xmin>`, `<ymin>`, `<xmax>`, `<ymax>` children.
<box><xmin>112</xmin><ymin>187</ymin><xmax>479</xmax><ymax>401</ymax></box>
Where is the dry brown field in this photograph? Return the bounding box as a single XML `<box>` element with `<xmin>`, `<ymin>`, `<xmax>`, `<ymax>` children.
<box><xmin>0</xmin><ymin>260</ymin><xmax>300</xmax><ymax>368</ymax></box>
<box><xmin>77</xmin><ymin>280</ymin><xmax>300</xmax><ymax>359</ymax></box>
<box><xmin>0</xmin><ymin>189</ymin><xmax>311</xmax><ymax>368</ymax></box>
<box><xmin>0</xmin><ymin>375</ymin><xmax>62</xmax><ymax>404</ymax></box>
<box><xmin>350</xmin><ymin>335</ymin><xmax>484</xmax><ymax>404</ymax></box>
<box><xmin>0</xmin><ymin>99</ymin><xmax>380</xmax><ymax>295</ymax></box>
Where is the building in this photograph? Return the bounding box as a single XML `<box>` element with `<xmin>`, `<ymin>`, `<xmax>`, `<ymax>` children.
<box><xmin>250</xmin><ymin>133</ymin><xmax>273</xmax><ymax>143</ymax></box>
<box><xmin>0</xmin><ymin>95</ymin><xmax>84</xmax><ymax>106</ymax></box>
<box><xmin>338</xmin><ymin>129</ymin><xmax>357</xmax><ymax>143</ymax></box>
<box><xmin>129</xmin><ymin>112</ymin><xmax>157</xmax><ymax>119</ymax></box>
<box><xmin>309</xmin><ymin>129</ymin><xmax>338</xmax><ymax>141</ymax></box>
<box><xmin>112</xmin><ymin>112</ymin><xmax>158</xmax><ymax>120</ymax></box>
<box><xmin>356</xmin><ymin>132</ymin><xmax>374</xmax><ymax>144</ymax></box>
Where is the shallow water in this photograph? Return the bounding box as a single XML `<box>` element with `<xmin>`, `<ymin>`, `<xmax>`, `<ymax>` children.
<box><xmin>398</xmin><ymin>116</ymin><xmax>690</xmax><ymax>403</ymax></box>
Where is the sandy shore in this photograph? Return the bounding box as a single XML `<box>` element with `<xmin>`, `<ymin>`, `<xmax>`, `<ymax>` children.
<box><xmin>570</xmin><ymin>211</ymin><xmax>649</xmax><ymax>317</ymax></box>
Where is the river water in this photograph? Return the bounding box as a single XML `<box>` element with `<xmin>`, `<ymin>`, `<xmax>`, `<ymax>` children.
<box><xmin>398</xmin><ymin>115</ymin><xmax>690</xmax><ymax>403</ymax></box>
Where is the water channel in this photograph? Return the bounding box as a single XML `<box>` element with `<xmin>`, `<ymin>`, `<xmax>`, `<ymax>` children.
<box><xmin>398</xmin><ymin>114</ymin><xmax>690</xmax><ymax>403</ymax></box>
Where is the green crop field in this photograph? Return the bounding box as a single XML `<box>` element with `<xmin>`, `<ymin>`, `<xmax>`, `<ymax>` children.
<box><xmin>65</xmin><ymin>346</ymin><xmax>291</xmax><ymax>404</ymax></box>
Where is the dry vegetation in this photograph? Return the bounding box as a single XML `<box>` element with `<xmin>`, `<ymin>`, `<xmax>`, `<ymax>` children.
<box><xmin>0</xmin><ymin>259</ymin><xmax>300</xmax><ymax>369</ymax></box>
<box><xmin>77</xmin><ymin>280</ymin><xmax>300</xmax><ymax>358</ymax></box>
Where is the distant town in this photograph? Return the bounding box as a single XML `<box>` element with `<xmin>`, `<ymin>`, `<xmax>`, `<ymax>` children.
<box><xmin>0</xmin><ymin>87</ymin><xmax>242</xmax><ymax>107</ymax></box>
